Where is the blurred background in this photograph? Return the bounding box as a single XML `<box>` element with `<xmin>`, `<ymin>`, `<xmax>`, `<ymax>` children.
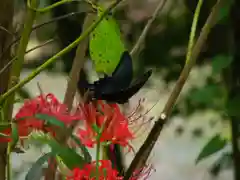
<box><xmin>1</xmin><ymin>0</ymin><xmax>236</xmax><ymax>179</ymax></box>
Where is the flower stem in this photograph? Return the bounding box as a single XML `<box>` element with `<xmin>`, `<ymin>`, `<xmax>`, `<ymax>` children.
<box><xmin>6</xmin><ymin>144</ymin><xmax>11</xmax><ymax>180</ymax></box>
<box><xmin>95</xmin><ymin>141</ymin><xmax>101</xmax><ymax>180</ymax></box>
<box><xmin>27</xmin><ymin>0</ymin><xmax>75</xmax><ymax>13</ymax></box>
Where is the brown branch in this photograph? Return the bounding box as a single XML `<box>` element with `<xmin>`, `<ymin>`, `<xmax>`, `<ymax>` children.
<box><xmin>63</xmin><ymin>14</ymin><xmax>94</xmax><ymax>109</ymax></box>
<box><xmin>124</xmin><ymin>0</ymin><xmax>227</xmax><ymax>179</ymax></box>
<box><xmin>0</xmin><ymin>0</ymin><xmax>14</xmax><ymax>178</ymax></box>
<box><xmin>130</xmin><ymin>0</ymin><xmax>167</xmax><ymax>56</ymax></box>
<box><xmin>229</xmin><ymin>1</ymin><xmax>240</xmax><ymax>179</ymax></box>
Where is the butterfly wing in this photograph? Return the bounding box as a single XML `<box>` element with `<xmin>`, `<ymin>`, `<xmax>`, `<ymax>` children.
<box><xmin>94</xmin><ymin>70</ymin><xmax>152</xmax><ymax>104</ymax></box>
<box><xmin>79</xmin><ymin>51</ymin><xmax>133</xmax><ymax>95</ymax></box>
<box><xmin>110</xmin><ymin>51</ymin><xmax>133</xmax><ymax>88</ymax></box>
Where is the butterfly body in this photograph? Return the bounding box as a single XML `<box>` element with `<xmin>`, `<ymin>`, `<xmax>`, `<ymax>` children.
<box><xmin>78</xmin><ymin>51</ymin><xmax>152</xmax><ymax>104</ymax></box>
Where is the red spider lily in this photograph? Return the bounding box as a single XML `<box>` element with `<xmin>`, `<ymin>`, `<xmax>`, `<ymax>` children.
<box><xmin>0</xmin><ymin>93</ymin><xmax>82</xmax><ymax>142</ymax></box>
<box><xmin>66</xmin><ymin>160</ymin><xmax>153</xmax><ymax>180</ymax></box>
<box><xmin>76</xmin><ymin>101</ymin><xmax>134</xmax><ymax>149</ymax></box>
<box><xmin>15</xmin><ymin>93</ymin><xmax>82</xmax><ymax>123</ymax></box>
<box><xmin>66</xmin><ymin>160</ymin><xmax>123</xmax><ymax>180</ymax></box>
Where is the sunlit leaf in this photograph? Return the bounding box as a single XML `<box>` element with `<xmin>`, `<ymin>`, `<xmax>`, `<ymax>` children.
<box><xmin>89</xmin><ymin>9</ymin><xmax>126</xmax><ymax>75</ymax></box>
<box><xmin>196</xmin><ymin>134</ymin><xmax>227</xmax><ymax>164</ymax></box>
<box><xmin>220</xmin><ymin>121</ymin><xmax>231</xmax><ymax>141</ymax></box>
<box><xmin>25</xmin><ymin>152</ymin><xmax>54</xmax><ymax>180</ymax></box>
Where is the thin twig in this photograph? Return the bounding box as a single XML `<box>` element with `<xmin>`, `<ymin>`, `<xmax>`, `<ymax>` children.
<box><xmin>130</xmin><ymin>0</ymin><xmax>167</xmax><ymax>56</ymax></box>
<box><xmin>124</xmin><ymin>0</ymin><xmax>226</xmax><ymax>179</ymax></box>
<box><xmin>0</xmin><ymin>38</ymin><xmax>56</xmax><ymax>75</ymax></box>
<box><xmin>0</xmin><ymin>11</ymin><xmax>92</xmax><ymax>65</ymax></box>
<box><xmin>0</xmin><ymin>26</ymin><xmax>15</xmax><ymax>37</ymax></box>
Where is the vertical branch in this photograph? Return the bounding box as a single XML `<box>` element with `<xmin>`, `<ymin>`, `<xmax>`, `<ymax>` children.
<box><xmin>63</xmin><ymin>14</ymin><xmax>95</xmax><ymax>109</ymax></box>
<box><xmin>3</xmin><ymin>0</ymin><xmax>39</xmax><ymax>120</ymax></box>
<box><xmin>229</xmin><ymin>1</ymin><xmax>240</xmax><ymax>179</ymax></box>
<box><xmin>124</xmin><ymin>0</ymin><xmax>226</xmax><ymax>178</ymax></box>
<box><xmin>0</xmin><ymin>1</ymin><xmax>14</xmax><ymax>178</ymax></box>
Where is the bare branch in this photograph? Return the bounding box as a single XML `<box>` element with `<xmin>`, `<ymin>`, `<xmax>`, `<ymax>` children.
<box><xmin>0</xmin><ymin>38</ymin><xmax>56</xmax><ymax>75</ymax></box>
<box><xmin>130</xmin><ymin>0</ymin><xmax>167</xmax><ymax>56</ymax></box>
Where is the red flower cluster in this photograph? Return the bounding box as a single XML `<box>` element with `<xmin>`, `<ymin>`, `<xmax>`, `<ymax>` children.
<box><xmin>67</xmin><ymin>160</ymin><xmax>123</xmax><ymax>180</ymax></box>
<box><xmin>0</xmin><ymin>93</ymin><xmax>82</xmax><ymax>142</ymax></box>
<box><xmin>66</xmin><ymin>160</ymin><xmax>153</xmax><ymax>180</ymax></box>
<box><xmin>76</xmin><ymin>101</ymin><xmax>134</xmax><ymax>149</ymax></box>
<box><xmin>0</xmin><ymin>93</ymin><xmax>153</xmax><ymax>179</ymax></box>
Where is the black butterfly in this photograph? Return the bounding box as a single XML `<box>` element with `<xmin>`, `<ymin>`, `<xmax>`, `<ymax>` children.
<box><xmin>78</xmin><ymin>51</ymin><xmax>152</xmax><ymax>104</ymax></box>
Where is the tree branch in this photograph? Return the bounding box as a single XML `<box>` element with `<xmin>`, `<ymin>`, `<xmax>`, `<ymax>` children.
<box><xmin>130</xmin><ymin>0</ymin><xmax>167</xmax><ymax>56</ymax></box>
<box><xmin>0</xmin><ymin>0</ymin><xmax>14</xmax><ymax>178</ymax></box>
<box><xmin>124</xmin><ymin>0</ymin><xmax>227</xmax><ymax>179</ymax></box>
<box><xmin>229</xmin><ymin>1</ymin><xmax>240</xmax><ymax>179</ymax></box>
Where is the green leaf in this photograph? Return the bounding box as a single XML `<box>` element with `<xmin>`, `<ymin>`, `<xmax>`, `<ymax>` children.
<box><xmin>71</xmin><ymin>134</ymin><xmax>92</xmax><ymax>163</ymax></box>
<box><xmin>226</xmin><ymin>94</ymin><xmax>240</xmax><ymax>117</ymax></box>
<box><xmin>211</xmin><ymin>55</ymin><xmax>232</xmax><ymax>75</ymax></box>
<box><xmin>25</xmin><ymin>152</ymin><xmax>53</xmax><ymax>180</ymax></box>
<box><xmin>89</xmin><ymin>10</ymin><xmax>126</xmax><ymax>75</ymax></box>
<box><xmin>56</xmin><ymin>155</ymin><xmax>72</xmax><ymax>176</ymax></box>
<box><xmin>189</xmin><ymin>85</ymin><xmax>223</xmax><ymax>105</ymax></box>
<box><xmin>10</xmin><ymin>123</ymin><xmax>19</xmax><ymax>147</ymax></box>
<box><xmin>35</xmin><ymin>114</ymin><xmax>65</xmax><ymax>128</ymax></box>
<box><xmin>0</xmin><ymin>123</ymin><xmax>11</xmax><ymax>131</ymax></box>
<box><xmin>217</xmin><ymin>0</ymin><xmax>233</xmax><ymax>23</ymax></box>
<box><xmin>30</xmin><ymin>132</ymin><xmax>85</xmax><ymax>169</ymax></box>
<box><xmin>17</xmin><ymin>87</ymin><xmax>31</xmax><ymax>99</ymax></box>
<box><xmin>196</xmin><ymin>134</ymin><xmax>227</xmax><ymax>164</ymax></box>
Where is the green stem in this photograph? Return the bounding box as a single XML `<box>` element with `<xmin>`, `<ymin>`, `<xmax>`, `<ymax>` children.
<box><xmin>95</xmin><ymin>141</ymin><xmax>101</xmax><ymax>180</ymax></box>
<box><xmin>27</xmin><ymin>0</ymin><xmax>79</xmax><ymax>13</ymax></box>
<box><xmin>6</xmin><ymin>144</ymin><xmax>11</xmax><ymax>180</ymax></box>
<box><xmin>185</xmin><ymin>0</ymin><xmax>204</xmax><ymax>64</ymax></box>
<box><xmin>0</xmin><ymin>0</ymin><xmax>121</xmax><ymax>105</ymax></box>
<box><xmin>3</xmin><ymin>0</ymin><xmax>39</xmax><ymax>121</ymax></box>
